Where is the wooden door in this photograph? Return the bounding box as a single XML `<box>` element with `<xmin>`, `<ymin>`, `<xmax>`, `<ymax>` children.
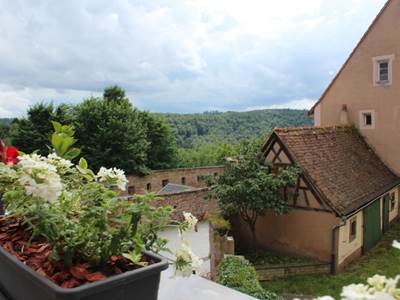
<box><xmin>363</xmin><ymin>200</ymin><xmax>382</xmax><ymax>253</ymax></box>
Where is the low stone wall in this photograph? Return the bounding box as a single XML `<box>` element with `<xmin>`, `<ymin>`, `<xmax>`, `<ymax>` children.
<box><xmin>256</xmin><ymin>263</ymin><xmax>331</xmax><ymax>281</ymax></box>
<box><xmin>153</xmin><ymin>187</ymin><xmax>218</xmax><ymax>221</ymax></box>
<box><xmin>123</xmin><ymin>166</ymin><xmax>224</xmax><ymax>195</ymax></box>
<box><xmin>209</xmin><ymin>223</ymin><xmax>235</xmax><ymax>280</ymax></box>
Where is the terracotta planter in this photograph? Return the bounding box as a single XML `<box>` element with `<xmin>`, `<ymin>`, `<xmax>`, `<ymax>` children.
<box><xmin>0</xmin><ymin>246</ymin><xmax>168</xmax><ymax>300</ymax></box>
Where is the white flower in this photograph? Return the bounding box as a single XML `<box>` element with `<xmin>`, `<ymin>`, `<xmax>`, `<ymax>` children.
<box><xmin>46</xmin><ymin>153</ymin><xmax>73</xmax><ymax>172</ymax></box>
<box><xmin>17</xmin><ymin>154</ymin><xmax>62</xmax><ymax>202</ymax></box>
<box><xmin>174</xmin><ymin>239</ymin><xmax>202</xmax><ymax>277</ymax></box>
<box><xmin>381</xmin><ymin>276</ymin><xmax>400</xmax><ymax>296</ymax></box>
<box><xmin>371</xmin><ymin>292</ymin><xmax>396</xmax><ymax>300</ymax></box>
<box><xmin>368</xmin><ymin>275</ymin><xmax>387</xmax><ymax>292</ymax></box>
<box><xmin>315</xmin><ymin>297</ymin><xmax>335</xmax><ymax>300</ymax></box>
<box><xmin>183</xmin><ymin>212</ymin><xmax>198</xmax><ymax>231</ymax></box>
<box><xmin>96</xmin><ymin>167</ymin><xmax>127</xmax><ymax>191</ymax></box>
<box><xmin>341</xmin><ymin>283</ymin><xmax>372</xmax><ymax>300</ymax></box>
<box><xmin>392</xmin><ymin>240</ymin><xmax>400</xmax><ymax>250</ymax></box>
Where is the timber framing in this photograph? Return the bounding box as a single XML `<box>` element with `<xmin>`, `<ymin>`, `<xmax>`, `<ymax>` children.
<box><xmin>263</xmin><ymin>131</ymin><xmax>335</xmax><ymax>214</ymax></box>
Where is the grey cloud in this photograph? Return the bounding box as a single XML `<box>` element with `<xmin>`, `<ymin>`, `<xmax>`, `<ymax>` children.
<box><xmin>0</xmin><ymin>0</ymin><xmax>388</xmax><ymax>116</ymax></box>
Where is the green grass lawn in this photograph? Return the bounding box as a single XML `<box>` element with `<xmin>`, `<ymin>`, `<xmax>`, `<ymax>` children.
<box><xmin>262</xmin><ymin>222</ymin><xmax>400</xmax><ymax>299</ymax></box>
<box><xmin>245</xmin><ymin>250</ymin><xmax>316</xmax><ymax>268</ymax></box>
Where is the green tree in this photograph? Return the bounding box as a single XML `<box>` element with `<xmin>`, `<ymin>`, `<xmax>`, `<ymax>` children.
<box><xmin>73</xmin><ymin>86</ymin><xmax>149</xmax><ymax>174</ymax></box>
<box><xmin>10</xmin><ymin>103</ymin><xmax>72</xmax><ymax>155</ymax></box>
<box><xmin>0</xmin><ymin>123</ymin><xmax>11</xmax><ymax>145</ymax></box>
<box><xmin>176</xmin><ymin>142</ymin><xmax>237</xmax><ymax>168</ymax></box>
<box><xmin>140</xmin><ymin>112</ymin><xmax>177</xmax><ymax>170</ymax></box>
<box><xmin>212</xmin><ymin>140</ymin><xmax>298</xmax><ymax>252</ymax></box>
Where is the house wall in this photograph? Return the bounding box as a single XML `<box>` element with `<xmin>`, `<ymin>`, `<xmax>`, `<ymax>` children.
<box><xmin>389</xmin><ymin>187</ymin><xmax>399</xmax><ymax>222</ymax></box>
<box><xmin>337</xmin><ymin>186</ymin><xmax>399</xmax><ymax>268</ymax></box>
<box><xmin>314</xmin><ymin>0</ymin><xmax>400</xmax><ymax>174</ymax></box>
<box><xmin>122</xmin><ymin>166</ymin><xmax>224</xmax><ymax>195</ymax></box>
<box><xmin>337</xmin><ymin>211</ymin><xmax>363</xmax><ymax>266</ymax></box>
<box><xmin>232</xmin><ymin>209</ymin><xmax>339</xmax><ymax>262</ymax></box>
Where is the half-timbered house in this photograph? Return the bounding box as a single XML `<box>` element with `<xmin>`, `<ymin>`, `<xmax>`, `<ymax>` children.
<box><xmin>233</xmin><ymin>126</ymin><xmax>400</xmax><ymax>271</ymax></box>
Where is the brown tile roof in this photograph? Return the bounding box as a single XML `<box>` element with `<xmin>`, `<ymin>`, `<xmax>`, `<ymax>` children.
<box><xmin>271</xmin><ymin>126</ymin><xmax>400</xmax><ymax>216</ymax></box>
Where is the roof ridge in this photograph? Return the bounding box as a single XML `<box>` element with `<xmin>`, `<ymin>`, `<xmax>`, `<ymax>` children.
<box><xmin>309</xmin><ymin>0</ymin><xmax>393</xmax><ymax>115</ymax></box>
<box><xmin>274</xmin><ymin>125</ymin><xmax>354</xmax><ymax>133</ymax></box>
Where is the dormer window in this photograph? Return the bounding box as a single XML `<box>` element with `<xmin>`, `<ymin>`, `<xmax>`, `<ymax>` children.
<box><xmin>373</xmin><ymin>54</ymin><xmax>394</xmax><ymax>86</ymax></box>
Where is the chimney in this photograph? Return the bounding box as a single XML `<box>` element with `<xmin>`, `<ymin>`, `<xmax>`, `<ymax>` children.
<box><xmin>340</xmin><ymin>104</ymin><xmax>349</xmax><ymax>125</ymax></box>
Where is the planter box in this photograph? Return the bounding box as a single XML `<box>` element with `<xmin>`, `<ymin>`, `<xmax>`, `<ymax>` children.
<box><xmin>0</xmin><ymin>246</ymin><xmax>169</xmax><ymax>300</ymax></box>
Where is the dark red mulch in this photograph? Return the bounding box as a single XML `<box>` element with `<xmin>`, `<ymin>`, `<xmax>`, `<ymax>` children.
<box><xmin>0</xmin><ymin>216</ymin><xmax>152</xmax><ymax>289</ymax></box>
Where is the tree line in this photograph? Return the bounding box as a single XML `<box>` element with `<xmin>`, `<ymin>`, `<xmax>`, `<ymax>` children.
<box><xmin>0</xmin><ymin>86</ymin><xmax>313</xmax><ymax>173</ymax></box>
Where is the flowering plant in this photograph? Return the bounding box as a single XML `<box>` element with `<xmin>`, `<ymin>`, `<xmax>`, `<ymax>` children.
<box><xmin>0</xmin><ymin>123</ymin><xmax>201</xmax><ymax>287</ymax></box>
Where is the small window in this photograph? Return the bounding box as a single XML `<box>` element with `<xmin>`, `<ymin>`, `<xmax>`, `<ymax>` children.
<box><xmin>349</xmin><ymin>218</ymin><xmax>357</xmax><ymax>242</ymax></box>
<box><xmin>379</xmin><ymin>61</ymin><xmax>389</xmax><ymax>82</ymax></box>
<box><xmin>128</xmin><ymin>186</ymin><xmax>135</xmax><ymax>195</ymax></box>
<box><xmin>359</xmin><ymin>110</ymin><xmax>375</xmax><ymax>129</ymax></box>
<box><xmin>146</xmin><ymin>183</ymin><xmax>151</xmax><ymax>191</ymax></box>
<box><xmin>181</xmin><ymin>177</ymin><xmax>186</xmax><ymax>185</ymax></box>
<box><xmin>390</xmin><ymin>192</ymin><xmax>396</xmax><ymax>212</ymax></box>
<box><xmin>214</xmin><ymin>172</ymin><xmax>218</xmax><ymax>177</ymax></box>
<box><xmin>162</xmin><ymin>179</ymin><xmax>169</xmax><ymax>187</ymax></box>
<box><xmin>363</xmin><ymin>113</ymin><xmax>372</xmax><ymax>126</ymax></box>
<box><xmin>373</xmin><ymin>54</ymin><xmax>394</xmax><ymax>86</ymax></box>
<box><xmin>197</xmin><ymin>175</ymin><xmax>202</xmax><ymax>182</ymax></box>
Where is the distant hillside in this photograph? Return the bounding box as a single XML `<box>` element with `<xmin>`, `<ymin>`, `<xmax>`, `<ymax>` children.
<box><xmin>0</xmin><ymin>118</ymin><xmax>13</xmax><ymax>125</ymax></box>
<box><xmin>159</xmin><ymin>109</ymin><xmax>313</xmax><ymax>148</ymax></box>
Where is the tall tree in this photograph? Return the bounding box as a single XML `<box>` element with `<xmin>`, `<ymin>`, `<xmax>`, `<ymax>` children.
<box><xmin>73</xmin><ymin>86</ymin><xmax>149</xmax><ymax>174</ymax></box>
<box><xmin>10</xmin><ymin>103</ymin><xmax>72</xmax><ymax>155</ymax></box>
<box><xmin>212</xmin><ymin>140</ymin><xmax>298</xmax><ymax>252</ymax></box>
<box><xmin>140</xmin><ymin>112</ymin><xmax>178</xmax><ymax>170</ymax></box>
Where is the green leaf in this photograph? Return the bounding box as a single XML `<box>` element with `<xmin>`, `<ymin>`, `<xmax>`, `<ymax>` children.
<box><xmin>79</xmin><ymin>157</ymin><xmax>88</xmax><ymax>169</ymax></box>
<box><xmin>51</xmin><ymin>121</ymin><xmax>62</xmax><ymax>133</ymax></box>
<box><xmin>64</xmin><ymin>148</ymin><xmax>81</xmax><ymax>160</ymax></box>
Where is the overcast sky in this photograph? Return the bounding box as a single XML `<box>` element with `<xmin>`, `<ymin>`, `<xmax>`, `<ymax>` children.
<box><xmin>0</xmin><ymin>0</ymin><xmax>387</xmax><ymax>117</ymax></box>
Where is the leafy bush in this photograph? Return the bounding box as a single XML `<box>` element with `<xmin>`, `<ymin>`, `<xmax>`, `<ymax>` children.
<box><xmin>217</xmin><ymin>256</ymin><xmax>281</xmax><ymax>300</ymax></box>
<box><xmin>0</xmin><ymin>123</ymin><xmax>200</xmax><ymax>276</ymax></box>
<box><xmin>208</xmin><ymin>212</ymin><xmax>230</xmax><ymax>235</ymax></box>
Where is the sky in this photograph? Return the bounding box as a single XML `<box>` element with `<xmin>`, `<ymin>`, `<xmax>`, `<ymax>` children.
<box><xmin>0</xmin><ymin>0</ymin><xmax>388</xmax><ymax>117</ymax></box>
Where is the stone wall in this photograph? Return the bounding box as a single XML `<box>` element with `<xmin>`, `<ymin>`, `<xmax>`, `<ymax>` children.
<box><xmin>209</xmin><ymin>223</ymin><xmax>235</xmax><ymax>280</ymax></box>
<box><xmin>256</xmin><ymin>263</ymin><xmax>331</xmax><ymax>281</ymax></box>
<box><xmin>153</xmin><ymin>188</ymin><xmax>218</xmax><ymax>221</ymax></box>
<box><xmin>123</xmin><ymin>166</ymin><xmax>224</xmax><ymax>195</ymax></box>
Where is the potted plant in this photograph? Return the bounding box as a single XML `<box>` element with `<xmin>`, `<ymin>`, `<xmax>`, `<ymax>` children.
<box><xmin>0</xmin><ymin>122</ymin><xmax>201</xmax><ymax>300</ymax></box>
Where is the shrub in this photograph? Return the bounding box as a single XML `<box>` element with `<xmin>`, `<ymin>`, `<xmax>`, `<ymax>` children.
<box><xmin>208</xmin><ymin>212</ymin><xmax>230</xmax><ymax>236</ymax></box>
<box><xmin>217</xmin><ymin>256</ymin><xmax>281</xmax><ymax>300</ymax></box>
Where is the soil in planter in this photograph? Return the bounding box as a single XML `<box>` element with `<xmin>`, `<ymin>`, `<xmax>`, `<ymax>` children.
<box><xmin>0</xmin><ymin>216</ymin><xmax>155</xmax><ymax>289</ymax></box>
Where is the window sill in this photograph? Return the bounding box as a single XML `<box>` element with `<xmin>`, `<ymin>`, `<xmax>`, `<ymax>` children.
<box><xmin>375</xmin><ymin>80</ymin><xmax>391</xmax><ymax>86</ymax></box>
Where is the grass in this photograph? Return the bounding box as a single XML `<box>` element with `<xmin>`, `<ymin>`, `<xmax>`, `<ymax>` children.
<box><xmin>244</xmin><ymin>251</ymin><xmax>316</xmax><ymax>268</ymax></box>
<box><xmin>262</xmin><ymin>222</ymin><xmax>400</xmax><ymax>299</ymax></box>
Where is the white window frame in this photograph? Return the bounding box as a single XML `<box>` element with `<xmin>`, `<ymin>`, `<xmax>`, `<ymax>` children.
<box><xmin>359</xmin><ymin>110</ymin><xmax>375</xmax><ymax>129</ymax></box>
<box><xmin>373</xmin><ymin>54</ymin><xmax>395</xmax><ymax>86</ymax></box>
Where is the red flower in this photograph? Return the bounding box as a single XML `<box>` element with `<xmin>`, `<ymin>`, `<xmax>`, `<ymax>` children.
<box><xmin>0</xmin><ymin>139</ymin><xmax>19</xmax><ymax>165</ymax></box>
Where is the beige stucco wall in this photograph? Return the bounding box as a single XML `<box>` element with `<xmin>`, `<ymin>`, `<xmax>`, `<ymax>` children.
<box><xmin>233</xmin><ymin>209</ymin><xmax>339</xmax><ymax>262</ymax></box>
<box><xmin>389</xmin><ymin>187</ymin><xmax>399</xmax><ymax>222</ymax></box>
<box><xmin>337</xmin><ymin>211</ymin><xmax>363</xmax><ymax>265</ymax></box>
<box><xmin>315</xmin><ymin>0</ymin><xmax>400</xmax><ymax>174</ymax></box>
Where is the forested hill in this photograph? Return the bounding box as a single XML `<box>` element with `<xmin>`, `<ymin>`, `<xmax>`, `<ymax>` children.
<box><xmin>0</xmin><ymin>118</ymin><xmax>13</xmax><ymax>125</ymax></box>
<box><xmin>159</xmin><ymin>109</ymin><xmax>313</xmax><ymax>148</ymax></box>
<box><xmin>1</xmin><ymin>109</ymin><xmax>313</xmax><ymax>149</ymax></box>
